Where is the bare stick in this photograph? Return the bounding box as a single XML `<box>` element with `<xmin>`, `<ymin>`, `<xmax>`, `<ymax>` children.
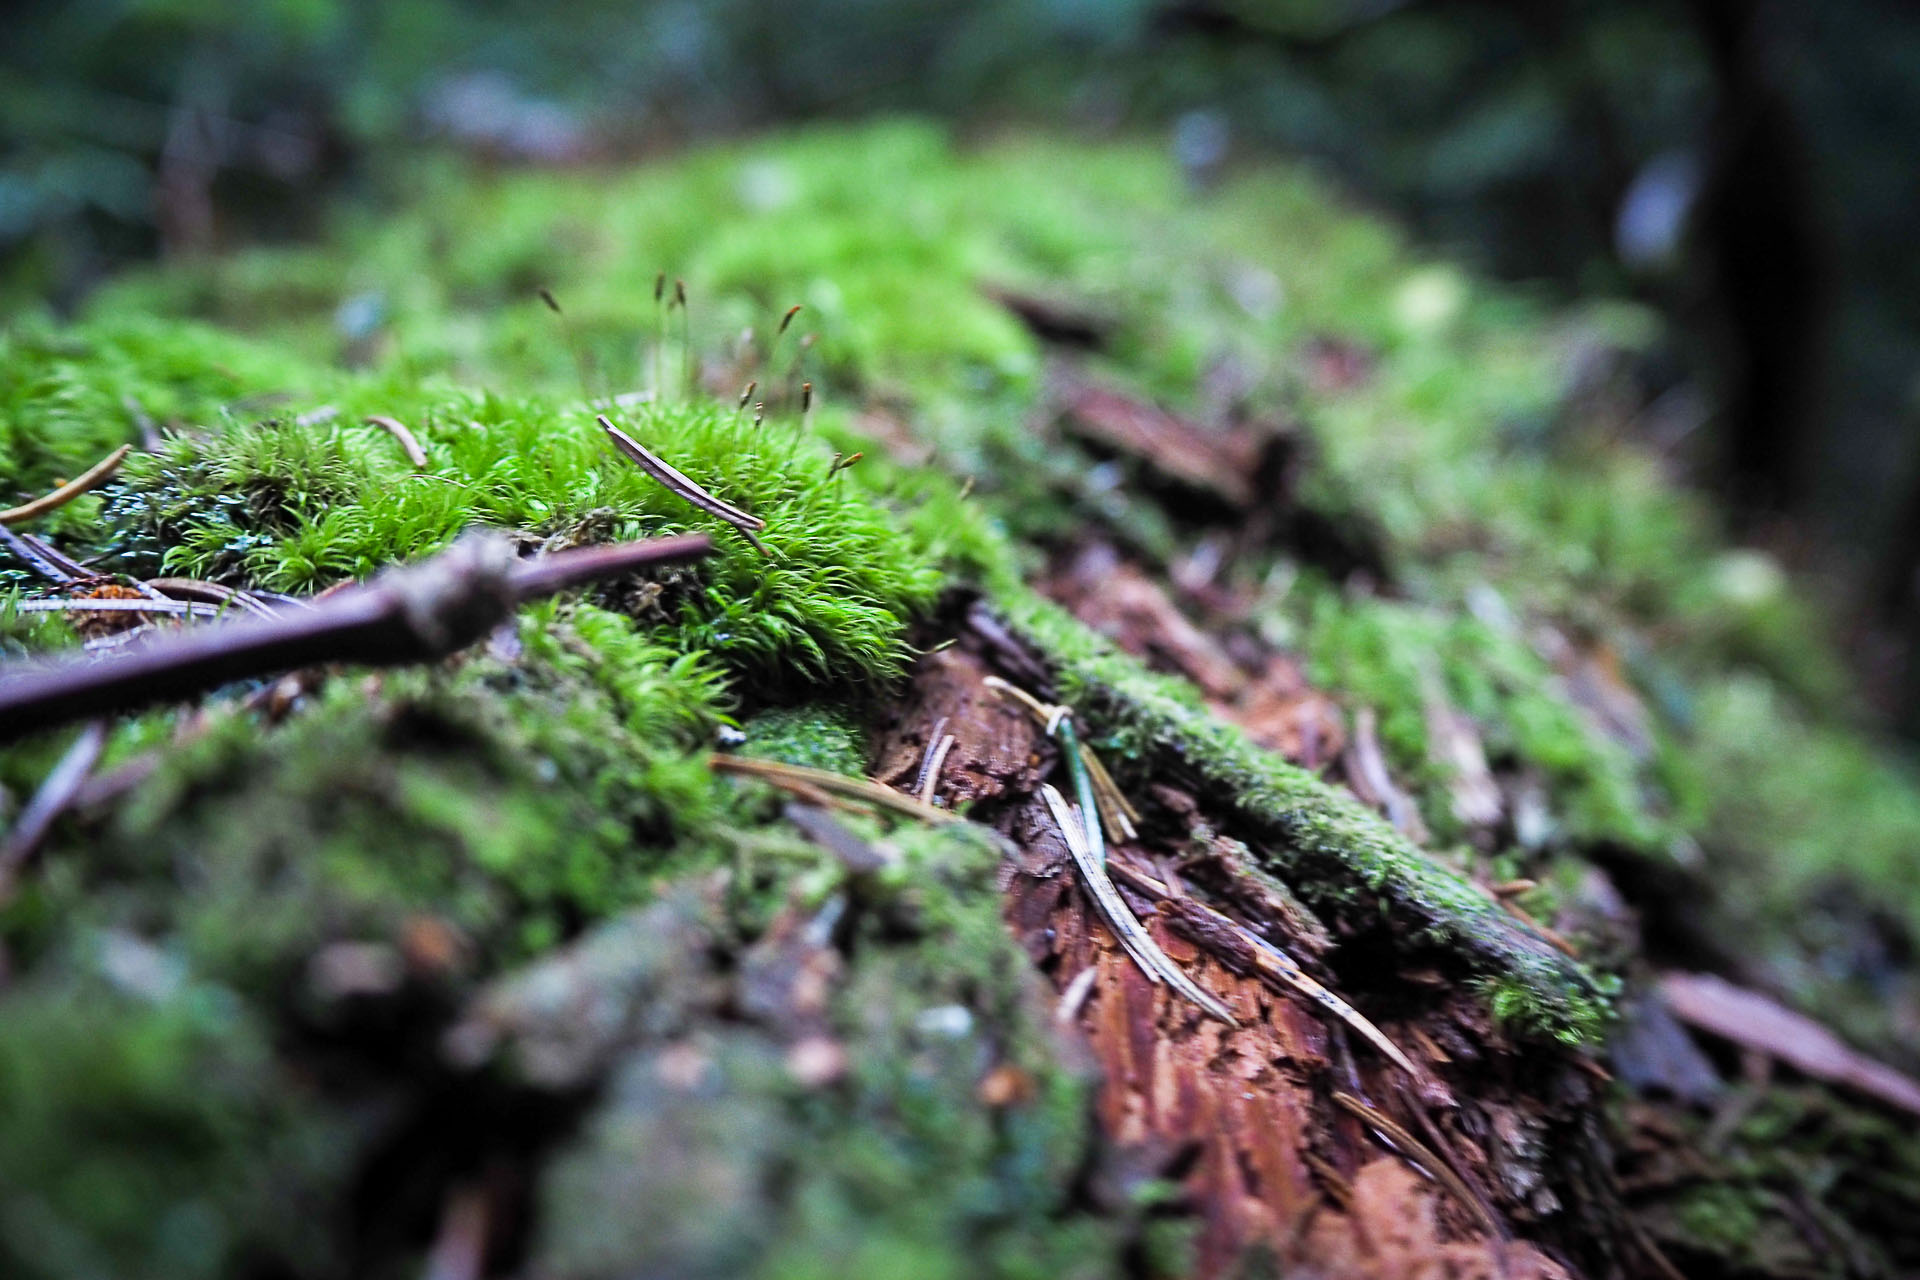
<box><xmin>2</xmin><ymin>446</ymin><xmax>133</xmax><ymax>526</ymax></box>
<box><xmin>365</xmin><ymin>415</ymin><xmax>429</xmax><ymax>468</ymax></box>
<box><xmin>0</xmin><ymin>531</ymin><xmax>713</xmax><ymax>743</ymax></box>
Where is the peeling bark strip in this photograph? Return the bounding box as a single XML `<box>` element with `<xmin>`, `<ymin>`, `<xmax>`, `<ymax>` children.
<box><xmin>1040</xmin><ymin>781</ymin><xmax>1238</xmax><ymax>1025</ymax></box>
<box><xmin>1020</xmin><ymin>869</ymin><xmax>1572</xmax><ymax>1279</ymax></box>
<box><xmin>0</xmin><ymin>531</ymin><xmax>713</xmax><ymax>742</ymax></box>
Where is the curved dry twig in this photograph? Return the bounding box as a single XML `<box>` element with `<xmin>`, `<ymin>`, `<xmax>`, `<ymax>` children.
<box><xmin>366</xmin><ymin>415</ymin><xmax>429</xmax><ymax>468</ymax></box>
<box><xmin>1</xmin><ymin>445</ymin><xmax>134</xmax><ymax>526</ymax></box>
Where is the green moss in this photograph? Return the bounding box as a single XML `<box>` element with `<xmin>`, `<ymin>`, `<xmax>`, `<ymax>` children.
<box><xmin>90</xmin><ymin>390</ymin><xmax>946</xmax><ymax>692</ymax></box>
<box><xmin>0</xmin><ymin>961</ymin><xmax>346</xmax><ymax>1280</ymax></box>
<box><xmin>5</xmin><ymin>602</ymin><xmax>734</xmax><ymax>979</ymax></box>
<box><xmin>8</xmin><ymin>114</ymin><xmax>1920</xmax><ymax>1272</ymax></box>
<box><xmin>0</xmin><ymin>315</ymin><xmax>328</xmax><ymax>514</ymax></box>
<box><xmin>531</xmin><ymin>819</ymin><xmax>1130</xmax><ymax>1280</ymax></box>
<box><xmin>1670</xmin><ymin>1184</ymin><xmax>1766</xmax><ymax>1260</ymax></box>
<box><xmin>1286</xmin><ymin>579</ymin><xmax>1689</xmax><ymax>855</ymax></box>
<box><xmin>739</xmin><ymin>703</ymin><xmax>872</xmax><ymax>776</ymax></box>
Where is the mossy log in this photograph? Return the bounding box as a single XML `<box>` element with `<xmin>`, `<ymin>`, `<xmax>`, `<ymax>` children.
<box><xmin>2</xmin><ymin>122</ymin><xmax>1917</xmax><ymax>1279</ymax></box>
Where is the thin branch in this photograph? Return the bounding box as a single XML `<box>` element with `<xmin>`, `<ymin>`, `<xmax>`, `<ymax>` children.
<box><xmin>1</xmin><ymin>445</ymin><xmax>133</xmax><ymax>526</ymax></box>
<box><xmin>0</xmin><ymin>531</ymin><xmax>713</xmax><ymax>743</ymax></box>
<box><xmin>708</xmin><ymin>753</ymin><xmax>956</xmax><ymax>826</ymax></box>
<box><xmin>366</xmin><ymin>415</ymin><xmax>429</xmax><ymax>468</ymax></box>
<box><xmin>0</xmin><ymin>720</ymin><xmax>108</xmax><ymax>901</ymax></box>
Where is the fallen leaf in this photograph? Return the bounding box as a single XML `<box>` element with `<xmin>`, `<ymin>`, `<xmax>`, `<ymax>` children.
<box><xmin>1659</xmin><ymin>971</ymin><xmax>1920</xmax><ymax>1117</ymax></box>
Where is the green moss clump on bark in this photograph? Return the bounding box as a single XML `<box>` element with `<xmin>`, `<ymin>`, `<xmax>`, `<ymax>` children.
<box><xmin>990</xmin><ymin>586</ymin><xmax>1611</xmax><ymax>1046</ymax></box>
<box><xmin>737</xmin><ymin>703</ymin><xmax>872</xmax><ymax>776</ymax></box>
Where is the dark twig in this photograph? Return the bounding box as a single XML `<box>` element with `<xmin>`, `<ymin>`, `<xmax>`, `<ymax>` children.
<box><xmin>26</xmin><ymin>535</ymin><xmax>98</xmax><ymax>582</ymax></box>
<box><xmin>146</xmin><ymin>578</ymin><xmax>283</xmax><ymax>619</ymax></box>
<box><xmin>0</xmin><ymin>531</ymin><xmax>713</xmax><ymax>743</ymax></box>
<box><xmin>0</xmin><ymin>526</ymin><xmax>78</xmax><ymax>584</ymax></box>
<box><xmin>0</xmin><ymin>720</ymin><xmax>107</xmax><ymax>900</ymax></box>
<box><xmin>4</xmin><ymin>516</ymin><xmax>174</xmax><ymax>611</ymax></box>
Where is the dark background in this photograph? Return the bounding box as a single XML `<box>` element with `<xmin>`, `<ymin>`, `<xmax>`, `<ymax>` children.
<box><xmin>7</xmin><ymin>0</ymin><xmax>1919</xmax><ymax>725</ymax></box>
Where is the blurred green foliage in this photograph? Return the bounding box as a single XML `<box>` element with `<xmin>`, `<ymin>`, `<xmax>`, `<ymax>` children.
<box><xmin>12</xmin><ymin>0</ymin><xmax>1920</xmax><ymax>570</ymax></box>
